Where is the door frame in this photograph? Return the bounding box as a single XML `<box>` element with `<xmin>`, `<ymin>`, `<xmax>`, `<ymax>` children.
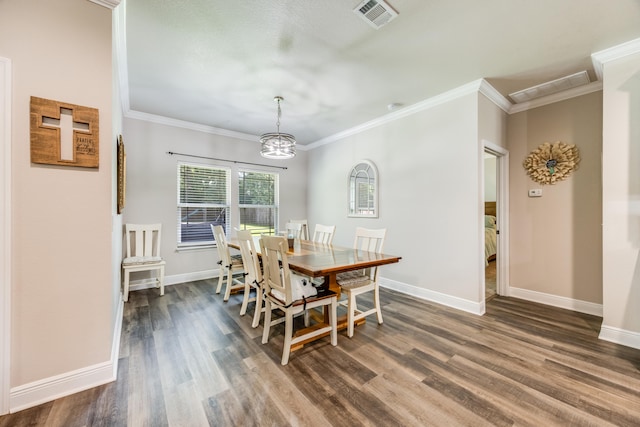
<box><xmin>0</xmin><ymin>56</ymin><xmax>12</xmax><ymax>415</ymax></box>
<box><xmin>483</xmin><ymin>140</ymin><xmax>509</xmax><ymax>297</ymax></box>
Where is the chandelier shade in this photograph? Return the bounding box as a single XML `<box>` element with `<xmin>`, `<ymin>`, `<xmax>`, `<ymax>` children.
<box><xmin>260</xmin><ymin>96</ymin><xmax>296</xmax><ymax>159</ymax></box>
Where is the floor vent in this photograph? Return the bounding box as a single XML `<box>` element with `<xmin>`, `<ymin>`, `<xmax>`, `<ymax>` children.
<box><xmin>508</xmin><ymin>71</ymin><xmax>591</xmax><ymax>103</ymax></box>
<box><xmin>353</xmin><ymin>0</ymin><xmax>398</xmax><ymax>29</ymax></box>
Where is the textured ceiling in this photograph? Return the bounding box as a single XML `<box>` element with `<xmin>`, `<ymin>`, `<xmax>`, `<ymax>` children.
<box><xmin>122</xmin><ymin>0</ymin><xmax>640</xmax><ymax>145</ymax></box>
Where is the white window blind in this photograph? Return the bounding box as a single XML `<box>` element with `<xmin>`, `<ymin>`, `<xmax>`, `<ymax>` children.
<box><xmin>238</xmin><ymin>170</ymin><xmax>278</xmax><ymax>236</ymax></box>
<box><xmin>177</xmin><ymin>163</ymin><xmax>230</xmax><ymax>245</ymax></box>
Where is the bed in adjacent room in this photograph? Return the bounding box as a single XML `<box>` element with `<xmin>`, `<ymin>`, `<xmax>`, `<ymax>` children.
<box><xmin>485</xmin><ymin>202</ymin><xmax>497</xmax><ymax>266</ymax></box>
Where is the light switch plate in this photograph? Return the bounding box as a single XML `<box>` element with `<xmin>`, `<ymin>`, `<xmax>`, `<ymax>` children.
<box><xmin>528</xmin><ymin>189</ymin><xmax>543</xmax><ymax>197</ymax></box>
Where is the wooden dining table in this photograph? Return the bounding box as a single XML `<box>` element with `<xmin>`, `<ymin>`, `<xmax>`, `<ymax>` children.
<box><xmin>227</xmin><ymin>237</ymin><xmax>402</xmax><ymax>348</ymax></box>
<box><xmin>228</xmin><ymin>237</ymin><xmax>401</xmax><ymax>296</ymax></box>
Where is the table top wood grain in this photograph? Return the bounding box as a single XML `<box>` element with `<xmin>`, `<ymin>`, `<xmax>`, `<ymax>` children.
<box><xmin>228</xmin><ymin>238</ymin><xmax>402</xmax><ymax>279</ymax></box>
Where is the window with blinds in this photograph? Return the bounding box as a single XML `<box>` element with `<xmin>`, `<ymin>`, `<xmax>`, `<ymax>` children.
<box><xmin>238</xmin><ymin>170</ymin><xmax>278</xmax><ymax>236</ymax></box>
<box><xmin>177</xmin><ymin>163</ymin><xmax>230</xmax><ymax>245</ymax></box>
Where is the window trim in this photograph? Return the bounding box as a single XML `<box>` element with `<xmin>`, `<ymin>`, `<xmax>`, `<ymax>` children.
<box><xmin>237</xmin><ymin>168</ymin><xmax>280</xmax><ymax>236</ymax></box>
<box><xmin>176</xmin><ymin>161</ymin><xmax>231</xmax><ymax>248</ymax></box>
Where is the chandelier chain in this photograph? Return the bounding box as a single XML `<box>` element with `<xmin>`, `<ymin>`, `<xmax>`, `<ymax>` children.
<box><xmin>276</xmin><ymin>99</ymin><xmax>281</xmax><ymax>131</ymax></box>
<box><xmin>260</xmin><ymin>95</ymin><xmax>296</xmax><ymax>159</ymax></box>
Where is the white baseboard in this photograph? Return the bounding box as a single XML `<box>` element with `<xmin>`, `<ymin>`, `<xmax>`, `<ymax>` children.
<box><xmin>599</xmin><ymin>325</ymin><xmax>640</xmax><ymax>350</ymax></box>
<box><xmin>508</xmin><ymin>286</ymin><xmax>603</xmax><ymax>316</ymax></box>
<box><xmin>10</xmin><ymin>297</ymin><xmax>124</xmax><ymax>413</ymax></box>
<box><xmin>380</xmin><ymin>277</ymin><xmax>485</xmax><ymax>315</ymax></box>
<box><xmin>128</xmin><ymin>269</ymin><xmax>218</xmax><ymax>292</ymax></box>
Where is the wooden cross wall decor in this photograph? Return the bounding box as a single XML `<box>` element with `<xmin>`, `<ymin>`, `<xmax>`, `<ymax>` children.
<box><xmin>30</xmin><ymin>96</ymin><xmax>99</xmax><ymax>168</ymax></box>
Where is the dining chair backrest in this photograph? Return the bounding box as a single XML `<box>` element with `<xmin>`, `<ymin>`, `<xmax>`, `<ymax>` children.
<box><xmin>353</xmin><ymin>227</ymin><xmax>386</xmax><ymax>254</ymax></box>
<box><xmin>122</xmin><ymin>223</ymin><xmax>165</xmax><ymax>302</ymax></box>
<box><xmin>260</xmin><ymin>235</ymin><xmax>293</xmax><ymax>305</ymax></box>
<box><xmin>211</xmin><ymin>224</ymin><xmax>246</xmax><ymax>301</ymax></box>
<box><xmin>285</xmin><ymin>222</ymin><xmax>304</xmax><ymax>240</ymax></box>
<box><xmin>237</xmin><ymin>230</ymin><xmax>262</xmax><ymax>287</ymax></box>
<box><xmin>237</xmin><ymin>229</ymin><xmax>266</xmax><ymax>327</ymax></box>
<box><xmin>353</xmin><ymin>227</ymin><xmax>386</xmax><ymax>281</ymax></box>
<box><xmin>288</xmin><ymin>219</ymin><xmax>309</xmax><ymax>240</ymax></box>
<box><xmin>212</xmin><ymin>225</ymin><xmax>232</xmax><ymax>266</ymax></box>
<box><xmin>312</xmin><ymin>224</ymin><xmax>336</xmax><ymax>244</ymax></box>
<box><xmin>125</xmin><ymin>223</ymin><xmax>162</xmax><ymax>259</ymax></box>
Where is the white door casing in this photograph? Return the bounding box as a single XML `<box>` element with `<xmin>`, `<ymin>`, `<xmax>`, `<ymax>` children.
<box><xmin>0</xmin><ymin>56</ymin><xmax>12</xmax><ymax>415</ymax></box>
<box><xmin>483</xmin><ymin>140</ymin><xmax>509</xmax><ymax>297</ymax></box>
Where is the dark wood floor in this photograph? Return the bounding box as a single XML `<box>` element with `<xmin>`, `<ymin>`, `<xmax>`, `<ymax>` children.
<box><xmin>2</xmin><ymin>279</ymin><xmax>640</xmax><ymax>426</ymax></box>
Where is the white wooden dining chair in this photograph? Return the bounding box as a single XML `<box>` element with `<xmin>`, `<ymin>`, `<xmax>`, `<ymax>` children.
<box><xmin>211</xmin><ymin>225</ymin><xmax>245</xmax><ymax>302</ymax></box>
<box><xmin>284</xmin><ymin>222</ymin><xmax>304</xmax><ymax>240</ymax></box>
<box><xmin>312</xmin><ymin>224</ymin><xmax>336</xmax><ymax>244</ymax></box>
<box><xmin>336</xmin><ymin>227</ymin><xmax>387</xmax><ymax>338</ymax></box>
<box><xmin>260</xmin><ymin>235</ymin><xmax>338</xmax><ymax>365</ymax></box>
<box><xmin>122</xmin><ymin>223</ymin><xmax>165</xmax><ymax>302</ymax></box>
<box><xmin>236</xmin><ymin>230</ymin><xmax>265</xmax><ymax>327</ymax></box>
<box><xmin>288</xmin><ymin>219</ymin><xmax>309</xmax><ymax>240</ymax></box>
<box><xmin>308</xmin><ymin>224</ymin><xmax>336</xmax><ymax>289</ymax></box>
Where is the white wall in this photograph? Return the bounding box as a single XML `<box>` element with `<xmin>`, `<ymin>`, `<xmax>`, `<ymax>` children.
<box><xmin>600</xmin><ymin>44</ymin><xmax>640</xmax><ymax>348</ymax></box>
<box><xmin>122</xmin><ymin>117</ymin><xmax>308</xmax><ymax>283</ymax></box>
<box><xmin>307</xmin><ymin>90</ymin><xmax>489</xmax><ymax>311</ymax></box>
<box><xmin>0</xmin><ymin>0</ymin><xmax>117</xmax><ymax>410</ymax></box>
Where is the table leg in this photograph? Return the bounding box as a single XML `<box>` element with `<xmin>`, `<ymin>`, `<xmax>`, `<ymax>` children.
<box><xmin>290</xmin><ymin>273</ymin><xmax>366</xmax><ymax>352</ymax></box>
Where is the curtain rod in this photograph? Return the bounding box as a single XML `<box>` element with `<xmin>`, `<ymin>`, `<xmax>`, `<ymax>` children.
<box><xmin>166</xmin><ymin>151</ymin><xmax>288</xmax><ymax>170</ymax></box>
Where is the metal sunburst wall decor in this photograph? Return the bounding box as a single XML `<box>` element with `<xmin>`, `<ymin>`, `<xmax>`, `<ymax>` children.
<box><xmin>523</xmin><ymin>141</ymin><xmax>580</xmax><ymax>185</ymax></box>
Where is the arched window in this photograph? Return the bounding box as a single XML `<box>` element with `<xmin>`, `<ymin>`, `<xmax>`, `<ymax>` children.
<box><xmin>348</xmin><ymin>160</ymin><xmax>378</xmax><ymax>217</ymax></box>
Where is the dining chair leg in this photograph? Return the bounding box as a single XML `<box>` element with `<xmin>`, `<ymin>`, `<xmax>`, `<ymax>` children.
<box><xmin>281</xmin><ymin>311</ymin><xmax>295</xmax><ymax>365</ymax></box>
<box><xmin>251</xmin><ymin>288</ymin><xmax>263</xmax><ymax>328</ymax></box>
<box><xmin>347</xmin><ymin>292</ymin><xmax>357</xmax><ymax>338</ymax></box>
<box><xmin>123</xmin><ymin>269</ymin><xmax>130</xmax><ymax>302</ymax></box>
<box><xmin>303</xmin><ymin>310</ymin><xmax>310</xmax><ymax>327</ymax></box>
<box><xmin>223</xmin><ymin>272</ymin><xmax>233</xmax><ymax>302</ymax></box>
<box><xmin>374</xmin><ymin>285</ymin><xmax>383</xmax><ymax>324</ymax></box>
<box><xmin>239</xmin><ymin>280</ymin><xmax>251</xmax><ymax>316</ymax></box>
<box><xmin>158</xmin><ymin>266</ymin><xmax>165</xmax><ymax>296</ymax></box>
<box><xmin>261</xmin><ymin>300</ymin><xmax>273</xmax><ymax>344</ymax></box>
<box><xmin>330</xmin><ymin>297</ymin><xmax>338</xmax><ymax>346</ymax></box>
<box><xmin>215</xmin><ymin>267</ymin><xmax>225</xmax><ymax>294</ymax></box>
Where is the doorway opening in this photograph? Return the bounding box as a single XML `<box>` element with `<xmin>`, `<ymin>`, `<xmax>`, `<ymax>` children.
<box><xmin>483</xmin><ymin>141</ymin><xmax>509</xmax><ymax>301</ymax></box>
<box><xmin>484</xmin><ymin>151</ymin><xmax>498</xmax><ymax>299</ymax></box>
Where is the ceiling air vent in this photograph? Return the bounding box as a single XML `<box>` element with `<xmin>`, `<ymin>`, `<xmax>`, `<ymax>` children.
<box><xmin>354</xmin><ymin>0</ymin><xmax>398</xmax><ymax>29</ymax></box>
<box><xmin>508</xmin><ymin>71</ymin><xmax>591</xmax><ymax>103</ymax></box>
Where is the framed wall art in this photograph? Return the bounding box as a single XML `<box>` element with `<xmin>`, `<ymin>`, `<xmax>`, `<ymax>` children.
<box><xmin>117</xmin><ymin>135</ymin><xmax>126</xmax><ymax>214</ymax></box>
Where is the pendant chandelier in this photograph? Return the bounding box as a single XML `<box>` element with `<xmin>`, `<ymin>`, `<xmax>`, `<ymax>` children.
<box><xmin>260</xmin><ymin>96</ymin><xmax>296</xmax><ymax>159</ymax></box>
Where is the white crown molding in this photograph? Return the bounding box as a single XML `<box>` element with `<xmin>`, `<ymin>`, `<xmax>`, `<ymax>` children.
<box><xmin>89</xmin><ymin>0</ymin><xmax>121</xmax><ymax>9</ymax></box>
<box><xmin>88</xmin><ymin>0</ymin><xmax>121</xmax><ymax>9</ymax></box>
<box><xmin>125</xmin><ymin>110</ymin><xmax>259</xmax><ymax>142</ymax></box>
<box><xmin>508</xmin><ymin>81</ymin><xmax>603</xmax><ymax>114</ymax></box>
<box><xmin>306</xmin><ymin>79</ymin><xmax>487</xmax><ymax>149</ymax></box>
<box><xmin>478</xmin><ymin>79</ymin><xmax>512</xmax><ymax>113</ymax></box>
<box><xmin>592</xmin><ymin>37</ymin><xmax>640</xmax><ymax>81</ymax></box>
